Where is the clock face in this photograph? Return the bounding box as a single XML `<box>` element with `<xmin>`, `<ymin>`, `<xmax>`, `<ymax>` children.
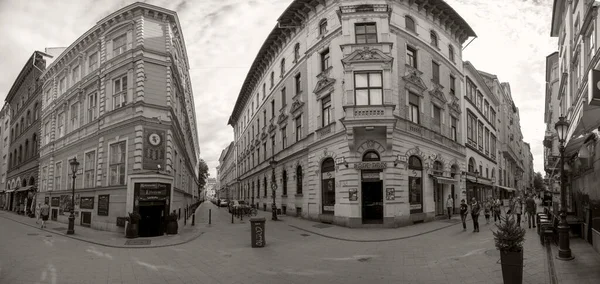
<box><xmin>149</xmin><ymin>133</ymin><xmax>161</xmax><ymax>146</ymax></box>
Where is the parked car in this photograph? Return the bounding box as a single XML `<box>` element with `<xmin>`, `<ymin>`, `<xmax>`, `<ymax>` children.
<box><xmin>219</xmin><ymin>199</ymin><xmax>229</xmax><ymax>207</ymax></box>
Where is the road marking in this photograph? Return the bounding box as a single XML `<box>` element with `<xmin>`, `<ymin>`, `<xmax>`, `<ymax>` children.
<box><xmin>86</xmin><ymin>246</ymin><xmax>113</xmax><ymax>260</ymax></box>
<box><xmin>39</xmin><ymin>263</ymin><xmax>57</xmax><ymax>284</ymax></box>
<box><xmin>133</xmin><ymin>257</ymin><xmax>176</xmax><ymax>272</ymax></box>
<box><xmin>323</xmin><ymin>254</ymin><xmax>379</xmax><ymax>261</ymax></box>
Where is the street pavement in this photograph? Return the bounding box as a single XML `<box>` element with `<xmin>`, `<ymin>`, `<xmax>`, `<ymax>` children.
<box><xmin>0</xmin><ymin>201</ymin><xmax>599</xmax><ymax>284</ymax></box>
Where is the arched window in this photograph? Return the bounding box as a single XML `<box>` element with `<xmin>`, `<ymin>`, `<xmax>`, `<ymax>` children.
<box><xmin>296</xmin><ymin>166</ymin><xmax>303</xmax><ymax>195</ymax></box>
<box><xmin>294</xmin><ymin>43</ymin><xmax>300</xmax><ymax>62</ymax></box>
<box><xmin>270</xmin><ymin>71</ymin><xmax>274</xmax><ymax>88</ymax></box>
<box><xmin>22</xmin><ymin>179</ymin><xmax>27</xmax><ymax>187</ymax></box>
<box><xmin>24</xmin><ymin>139</ymin><xmax>29</xmax><ymax>160</ymax></box>
<box><xmin>282</xmin><ymin>170</ymin><xmax>288</xmax><ymax>196</ymax></box>
<box><xmin>34</xmin><ymin>103</ymin><xmax>39</xmax><ymax>120</ymax></box>
<box><xmin>26</xmin><ymin>110</ymin><xmax>31</xmax><ymax>126</ymax></box>
<box><xmin>29</xmin><ymin>177</ymin><xmax>35</xmax><ymax>186</ymax></box>
<box><xmin>430</xmin><ymin>31</ymin><xmax>438</xmax><ymax>47</ymax></box>
<box><xmin>319</xmin><ymin>19</ymin><xmax>328</xmax><ymax>35</ymax></box>
<box><xmin>363</xmin><ymin>151</ymin><xmax>380</xmax><ymax>161</ymax></box>
<box><xmin>32</xmin><ymin>134</ymin><xmax>37</xmax><ymax>155</ymax></box>
<box><xmin>433</xmin><ymin>161</ymin><xmax>443</xmax><ymax>176</ymax></box>
<box><xmin>15</xmin><ymin>123</ymin><xmax>19</xmax><ymax>137</ymax></box>
<box><xmin>321</xmin><ymin>158</ymin><xmax>335</xmax><ymax>214</ymax></box>
<box><xmin>8</xmin><ymin>153</ymin><xmax>12</xmax><ymax>169</ymax></box>
<box><xmin>468</xmin><ymin>157</ymin><xmax>476</xmax><ymax>173</ymax></box>
<box><xmin>408</xmin><ymin>155</ymin><xmax>423</xmax><ymax>213</ymax></box>
<box><xmin>405</xmin><ymin>16</ymin><xmax>415</xmax><ymax>32</ymax></box>
<box><xmin>20</xmin><ymin>117</ymin><xmax>24</xmax><ymax>132</ymax></box>
<box><xmin>18</xmin><ymin>145</ymin><xmax>22</xmax><ymax>163</ymax></box>
<box><xmin>280</xmin><ymin>58</ymin><xmax>286</xmax><ymax>75</ymax></box>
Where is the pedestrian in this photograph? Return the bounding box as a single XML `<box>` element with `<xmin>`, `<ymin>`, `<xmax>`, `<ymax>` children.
<box><xmin>493</xmin><ymin>198</ymin><xmax>502</xmax><ymax>223</ymax></box>
<box><xmin>40</xmin><ymin>201</ymin><xmax>50</xmax><ymax>229</ymax></box>
<box><xmin>35</xmin><ymin>202</ymin><xmax>41</xmax><ymax>224</ymax></box>
<box><xmin>484</xmin><ymin>198</ymin><xmax>491</xmax><ymax>224</ymax></box>
<box><xmin>525</xmin><ymin>194</ymin><xmax>536</xmax><ymax>229</ymax></box>
<box><xmin>446</xmin><ymin>194</ymin><xmax>454</xmax><ymax>220</ymax></box>
<box><xmin>535</xmin><ymin>194</ymin><xmax>544</xmax><ymax>214</ymax></box>
<box><xmin>514</xmin><ymin>197</ymin><xmax>523</xmax><ymax>227</ymax></box>
<box><xmin>507</xmin><ymin>197</ymin><xmax>514</xmax><ymax>215</ymax></box>
<box><xmin>470</xmin><ymin>197</ymin><xmax>481</xmax><ymax>232</ymax></box>
<box><xmin>460</xmin><ymin>199</ymin><xmax>468</xmax><ymax>231</ymax></box>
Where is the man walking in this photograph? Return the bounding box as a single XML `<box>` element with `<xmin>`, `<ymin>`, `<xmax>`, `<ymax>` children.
<box><xmin>446</xmin><ymin>194</ymin><xmax>454</xmax><ymax>219</ymax></box>
<box><xmin>470</xmin><ymin>198</ymin><xmax>481</xmax><ymax>232</ymax></box>
<box><xmin>40</xmin><ymin>201</ymin><xmax>50</xmax><ymax>229</ymax></box>
<box><xmin>514</xmin><ymin>197</ymin><xmax>523</xmax><ymax>227</ymax></box>
<box><xmin>525</xmin><ymin>194</ymin><xmax>536</xmax><ymax>228</ymax></box>
<box><xmin>460</xmin><ymin>199</ymin><xmax>468</xmax><ymax>231</ymax></box>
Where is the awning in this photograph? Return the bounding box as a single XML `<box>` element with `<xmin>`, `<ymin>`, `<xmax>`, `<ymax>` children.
<box><xmin>15</xmin><ymin>186</ymin><xmax>33</xmax><ymax>192</ymax></box>
<box><xmin>433</xmin><ymin>176</ymin><xmax>458</xmax><ymax>184</ymax></box>
<box><xmin>568</xmin><ymin>99</ymin><xmax>600</xmax><ymax>139</ymax></box>
<box><xmin>498</xmin><ymin>186</ymin><xmax>516</xmax><ymax>192</ymax></box>
<box><xmin>466</xmin><ymin>176</ymin><xmax>493</xmax><ymax>186</ymax></box>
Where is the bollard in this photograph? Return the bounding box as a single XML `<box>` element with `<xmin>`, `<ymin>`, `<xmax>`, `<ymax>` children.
<box><xmin>209</xmin><ymin>209</ymin><xmax>212</xmax><ymax>225</ymax></box>
<box><xmin>231</xmin><ymin>211</ymin><xmax>234</xmax><ymax>223</ymax></box>
<box><xmin>192</xmin><ymin>214</ymin><xmax>195</xmax><ymax>226</ymax></box>
<box><xmin>240</xmin><ymin>208</ymin><xmax>243</xmax><ymax>221</ymax></box>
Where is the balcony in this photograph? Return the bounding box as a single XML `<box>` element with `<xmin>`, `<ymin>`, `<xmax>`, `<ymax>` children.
<box><xmin>397</xmin><ymin>118</ymin><xmax>465</xmax><ymax>155</ymax></box>
<box><xmin>341</xmin><ymin>104</ymin><xmax>396</xmax><ymax>126</ymax></box>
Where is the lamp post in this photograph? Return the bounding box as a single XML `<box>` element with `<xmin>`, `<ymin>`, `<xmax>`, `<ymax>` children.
<box><xmin>554</xmin><ymin>116</ymin><xmax>574</xmax><ymax>260</ymax></box>
<box><xmin>66</xmin><ymin>157</ymin><xmax>80</xmax><ymax>235</ymax></box>
<box><xmin>269</xmin><ymin>158</ymin><xmax>278</xmax><ymax>221</ymax></box>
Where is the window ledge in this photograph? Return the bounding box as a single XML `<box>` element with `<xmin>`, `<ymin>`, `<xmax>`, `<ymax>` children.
<box><xmin>295</xmin><ymin>194</ymin><xmax>303</xmax><ymax>197</ymax></box>
<box><xmin>281</xmin><ymin>194</ymin><xmax>288</xmax><ymax>198</ymax></box>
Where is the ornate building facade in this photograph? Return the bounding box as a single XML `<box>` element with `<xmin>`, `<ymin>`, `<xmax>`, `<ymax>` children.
<box><xmin>37</xmin><ymin>3</ymin><xmax>200</xmax><ymax>235</ymax></box>
<box><xmin>227</xmin><ymin>0</ymin><xmax>477</xmax><ymax>227</ymax></box>
<box><xmin>217</xmin><ymin>142</ymin><xmax>236</xmax><ymax>200</ymax></box>
<box><xmin>0</xmin><ymin>103</ymin><xmax>11</xmax><ymax>209</ymax></box>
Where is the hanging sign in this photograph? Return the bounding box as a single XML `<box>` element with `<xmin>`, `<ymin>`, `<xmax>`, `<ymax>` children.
<box><xmin>354</xmin><ymin>162</ymin><xmax>387</xmax><ymax>169</ymax></box>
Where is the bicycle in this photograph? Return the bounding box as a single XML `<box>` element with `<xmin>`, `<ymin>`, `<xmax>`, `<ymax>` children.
<box><xmin>244</xmin><ymin>206</ymin><xmax>258</xmax><ymax>217</ymax></box>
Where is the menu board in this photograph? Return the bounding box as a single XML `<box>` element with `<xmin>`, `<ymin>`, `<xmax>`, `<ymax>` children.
<box><xmin>97</xmin><ymin>195</ymin><xmax>109</xmax><ymax>216</ymax></box>
<box><xmin>51</xmin><ymin>197</ymin><xmax>60</xmax><ymax>207</ymax></box>
<box><xmin>80</xmin><ymin>197</ymin><xmax>94</xmax><ymax>209</ymax></box>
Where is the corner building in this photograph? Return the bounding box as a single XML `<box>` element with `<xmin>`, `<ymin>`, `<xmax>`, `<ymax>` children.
<box><xmin>228</xmin><ymin>0</ymin><xmax>475</xmax><ymax>227</ymax></box>
<box><xmin>37</xmin><ymin>3</ymin><xmax>200</xmax><ymax>235</ymax></box>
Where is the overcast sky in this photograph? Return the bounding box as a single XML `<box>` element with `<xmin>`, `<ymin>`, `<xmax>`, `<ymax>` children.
<box><xmin>0</xmin><ymin>0</ymin><xmax>555</xmax><ymax>178</ymax></box>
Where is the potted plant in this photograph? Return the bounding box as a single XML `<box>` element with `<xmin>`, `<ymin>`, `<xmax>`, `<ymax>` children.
<box><xmin>493</xmin><ymin>214</ymin><xmax>526</xmax><ymax>284</ymax></box>
<box><xmin>125</xmin><ymin>211</ymin><xmax>141</xmax><ymax>239</ymax></box>
<box><xmin>165</xmin><ymin>211</ymin><xmax>178</xmax><ymax>235</ymax></box>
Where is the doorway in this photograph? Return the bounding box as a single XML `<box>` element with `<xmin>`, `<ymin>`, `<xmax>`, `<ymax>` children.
<box><xmin>361</xmin><ymin>178</ymin><xmax>383</xmax><ymax>224</ymax></box>
<box><xmin>435</xmin><ymin>181</ymin><xmax>444</xmax><ymax>216</ymax></box>
<box><xmin>139</xmin><ymin>201</ymin><xmax>165</xmax><ymax>237</ymax></box>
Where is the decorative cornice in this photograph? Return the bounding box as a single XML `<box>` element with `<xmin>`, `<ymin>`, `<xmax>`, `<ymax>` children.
<box><xmin>402</xmin><ymin>67</ymin><xmax>428</xmax><ymax>93</ymax></box>
<box><xmin>290</xmin><ymin>99</ymin><xmax>305</xmax><ymax>114</ymax></box>
<box><xmin>341</xmin><ymin>46</ymin><xmax>394</xmax><ymax>70</ymax></box>
<box><xmin>277</xmin><ymin>112</ymin><xmax>289</xmax><ymax>126</ymax></box>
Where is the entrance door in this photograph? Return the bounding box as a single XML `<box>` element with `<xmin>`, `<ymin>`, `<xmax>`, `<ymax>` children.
<box><xmin>361</xmin><ymin>171</ymin><xmax>383</xmax><ymax>224</ymax></box>
<box><xmin>139</xmin><ymin>201</ymin><xmax>165</xmax><ymax>237</ymax></box>
<box><xmin>435</xmin><ymin>182</ymin><xmax>444</xmax><ymax>216</ymax></box>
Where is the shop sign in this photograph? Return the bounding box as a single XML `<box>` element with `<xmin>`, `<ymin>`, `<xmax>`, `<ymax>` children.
<box><xmin>80</xmin><ymin>197</ymin><xmax>94</xmax><ymax>209</ymax></box>
<box><xmin>410</xmin><ymin>204</ymin><xmax>422</xmax><ymax>210</ymax></box>
<box><xmin>139</xmin><ymin>183</ymin><xmax>169</xmax><ymax>196</ymax></box>
<box><xmin>323</xmin><ymin>205</ymin><xmax>334</xmax><ymax>211</ymax></box>
<box><xmin>51</xmin><ymin>197</ymin><xmax>60</xmax><ymax>207</ymax></box>
<box><xmin>354</xmin><ymin>162</ymin><xmax>387</xmax><ymax>170</ymax></box>
<box><xmin>362</xmin><ymin>172</ymin><xmax>381</xmax><ymax>181</ymax></box>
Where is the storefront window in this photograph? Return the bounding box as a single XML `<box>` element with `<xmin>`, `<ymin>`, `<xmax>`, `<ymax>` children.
<box><xmin>409</xmin><ymin>156</ymin><xmax>423</xmax><ymax>213</ymax></box>
<box><xmin>321</xmin><ymin>158</ymin><xmax>335</xmax><ymax>214</ymax></box>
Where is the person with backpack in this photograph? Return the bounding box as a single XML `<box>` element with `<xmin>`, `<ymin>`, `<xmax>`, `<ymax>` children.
<box><xmin>470</xmin><ymin>197</ymin><xmax>481</xmax><ymax>232</ymax></box>
<box><xmin>40</xmin><ymin>201</ymin><xmax>50</xmax><ymax>229</ymax></box>
<box><xmin>483</xmin><ymin>198</ymin><xmax>492</xmax><ymax>224</ymax></box>
<box><xmin>459</xmin><ymin>199</ymin><xmax>469</xmax><ymax>231</ymax></box>
<box><xmin>525</xmin><ymin>194</ymin><xmax>536</xmax><ymax>228</ymax></box>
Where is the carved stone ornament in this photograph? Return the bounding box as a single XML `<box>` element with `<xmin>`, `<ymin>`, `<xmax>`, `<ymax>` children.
<box><xmin>313</xmin><ymin>72</ymin><xmax>336</xmax><ymax>95</ymax></box>
<box><xmin>429</xmin><ymin>85</ymin><xmax>448</xmax><ymax>107</ymax></box>
<box><xmin>261</xmin><ymin>131</ymin><xmax>268</xmax><ymax>140</ymax></box>
<box><xmin>290</xmin><ymin>99</ymin><xmax>305</xmax><ymax>114</ymax></box>
<box><xmin>277</xmin><ymin>112</ymin><xmax>289</xmax><ymax>125</ymax></box>
<box><xmin>341</xmin><ymin>46</ymin><xmax>393</xmax><ymax>69</ymax></box>
<box><xmin>268</xmin><ymin>123</ymin><xmax>277</xmax><ymax>133</ymax></box>
<box><xmin>402</xmin><ymin>68</ymin><xmax>427</xmax><ymax>92</ymax></box>
<box><xmin>449</xmin><ymin>96</ymin><xmax>461</xmax><ymax>114</ymax></box>
<box><xmin>254</xmin><ymin>139</ymin><xmax>261</xmax><ymax>146</ymax></box>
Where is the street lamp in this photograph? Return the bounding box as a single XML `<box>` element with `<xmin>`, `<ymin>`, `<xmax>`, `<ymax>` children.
<box><xmin>66</xmin><ymin>157</ymin><xmax>79</xmax><ymax>235</ymax></box>
<box><xmin>269</xmin><ymin>158</ymin><xmax>278</xmax><ymax>221</ymax></box>
<box><xmin>554</xmin><ymin>116</ymin><xmax>574</xmax><ymax>260</ymax></box>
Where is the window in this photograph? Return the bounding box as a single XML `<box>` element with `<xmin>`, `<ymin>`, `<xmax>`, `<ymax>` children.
<box><xmin>485</xmin><ymin>128</ymin><xmax>490</xmax><ymax>154</ymax></box>
<box><xmin>263</xmin><ymin>142</ymin><xmax>267</xmax><ymax>160</ymax></box>
<box><xmin>282</xmin><ymin>126</ymin><xmax>287</xmax><ymax>149</ymax></box>
<box><xmin>490</xmin><ymin>109</ymin><xmax>496</xmax><ymax>128</ymax></box>
<box><xmin>57</xmin><ymin>112</ymin><xmax>65</xmax><ymax>138</ymax></box>
<box><xmin>321</xmin><ymin>49</ymin><xmax>330</xmax><ymax>72</ymax></box>
<box><xmin>478</xmin><ymin>121</ymin><xmax>484</xmax><ymax>150</ymax></box>
<box><xmin>85</xmin><ymin>151</ymin><xmax>96</xmax><ymax>188</ymax></box>
<box><xmin>466</xmin><ymin>78</ymin><xmax>476</xmax><ymax>102</ymax></box>
<box><xmin>59</xmin><ymin>77</ymin><xmax>66</xmax><ymax>95</ymax></box>
<box><xmin>44</xmin><ymin>122</ymin><xmax>50</xmax><ymax>144</ymax></box>
<box><xmin>294</xmin><ymin>43</ymin><xmax>300</xmax><ymax>62</ymax></box>
<box><xmin>430</xmin><ymin>31</ymin><xmax>438</xmax><ymax>47</ymax></box>
<box><xmin>270</xmin><ymin>100</ymin><xmax>275</xmax><ymax>118</ymax></box>
<box><xmin>476</xmin><ymin>91</ymin><xmax>483</xmax><ymax>109</ymax></box>
<box><xmin>113</xmin><ymin>34</ymin><xmax>127</xmax><ymax>56</ymax></box>
<box><xmin>262</xmin><ymin>83</ymin><xmax>266</xmax><ymax>101</ymax></box>
<box><xmin>449</xmin><ymin>45</ymin><xmax>455</xmax><ymax>62</ymax></box>
<box><xmin>450</xmin><ymin>75</ymin><xmax>456</xmax><ymax>96</ymax></box>
<box><xmin>354</xmin><ymin>72</ymin><xmax>383</xmax><ymax>105</ymax></box>
<box><xmin>113</xmin><ymin>74</ymin><xmax>127</xmax><ymax>109</ymax></box>
<box><xmin>432</xmin><ymin>61</ymin><xmax>440</xmax><ymax>84</ymax></box>
<box><xmin>321</xmin><ymin>158</ymin><xmax>336</xmax><ymax>214</ymax></box>
<box><xmin>589</xmin><ymin>25</ymin><xmax>596</xmax><ymax>59</ymax></box>
<box><xmin>319</xmin><ymin>19</ymin><xmax>327</xmax><ymax>35</ymax></box>
<box><xmin>451</xmin><ymin>117</ymin><xmax>457</xmax><ymax>142</ymax></box>
<box><xmin>88</xmin><ymin>92</ymin><xmax>97</xmax><ymax>123</ymax></box>
<box><xmin>406</xmin><ymin>46</ymin><xmax>417</xmax><ymax>68</ymax></box>
<box><xmin>355</xmin><ymin>23</ymin><xmax>377</xmax><ymax>44</ymax></box>
<box><xmin>55</xmin><ymin>162</ymin><xmax>62</xmax><ymax>190</ymax></box>
<box><xmin>484</xmin><ymin>100</ymin><xmax>490</xmax><ymax>119</ymax></box>
<box><xmin>42</xmin><ymin>167</ymin><xmax>47</xmax><ymax>191</ymax></box>
<box><xmin>322</xmin><ymin>95</ymin><xmax>331</xmax><ymax>126</ymax></box>
<box><xmin>70</xmin><ymin>102</ymin><xmax>79</xmax><ymax>130</ymax></box>
<box><xmin>109</xmin><ymin>141</ymin><xmax>126</xmax><ymax>186</ymax></box>
<box><xmin>280</xmin><ymin>58</ymin><xmax>286</xmax><ymax>75</ymax></box>
<box><xmin>282</xmin><ymin>170</ymin><xmax>287</xmax><ymax>196</ymax></box>
<box><xmin>295</xmin><ymin>116</ymin><xmax>302</xmax><ymax>142</ymax></box>
<box><xmin>270</xmin><ymin>72</ymin><xmax>274</xmax><ymax>88</ymax></box>
<box><xmin>264</xmin><ymin>177</ymin><xmax>267</xmax><ymax>197</ymax></box>
<box><xmin>281</xmin><ymin>87</ymin><xmax>287</xmax><ymax>107</ymax></box>
<box><xmin>405</xmin><ymin>16</ymin><xmax>415</xmax><ymax>32</ymax></box>
<box><xmin>263</xmin><ymin>110</ymin><xmax>267</xmax><ymax>127</ymax></box>
<box><xmin>408</xmin><ymin>156</ymin><xmax>423</xmax><ymax>213</ymax></box>
<box><xmin>296</xmin><ymin>166</ymin><xmax>303</xmax><ymax>195</ymax></box>
<box><xmin>409</xmin><ymin>92</ymin><xmax>420</xmax><ymax>124</ymax></box>
<box><xmin>295</xmin><ymin>73</ymin><xmax>302</xmax><ymax>96</ymax></box>
<box><xmin>432</xmin><ymin>105</ymin><xmax>441</xmax><ymax>127</ymax></box>
<box><xmin>467</xmin><ymin>113</ymin><xmax>476</xmax><ymax>143</ymax></box>
<box><xmin>88</xmin><ymin>52</ymin><xmax>98</xmax><ymax>73</ymax></box>
<box><xmin>72</xmin><ymin>65</ymin><xmax>80</xmax><ymax>84</ymax></box>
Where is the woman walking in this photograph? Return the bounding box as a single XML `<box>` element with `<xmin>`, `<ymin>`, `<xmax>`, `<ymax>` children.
<box><xmin>484</xmin><ymin>198</ymin><xmax>492</xmax><ymax>224</ymax></box>
<box><xmin>493</xmin><ymin>198</ymin><xmax>502</xmax><ymax>223</ymax></box>
<box><xmin>471</xmin><ymin>198</ymin><xmax>481</xmax><ymax>232</ymax></box>
<box><xmin>460</xmin><ymin>199</ymin><xmax>468</xmax><ymax>231</ymax></box>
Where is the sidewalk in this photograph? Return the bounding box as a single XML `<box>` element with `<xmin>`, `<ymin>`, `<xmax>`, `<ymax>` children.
<box><xmin>550</xmin><ymin>238</ymin><xmax>600</xmax><ymax>283</ymax></box>
<box><xmin>0</xmin><ymin>202</ymin><xmax>210</xmax><ymax>248</ymax></box>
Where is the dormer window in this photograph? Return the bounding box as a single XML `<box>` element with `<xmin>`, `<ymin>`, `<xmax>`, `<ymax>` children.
<box><xmin>405</xmin><ymin>16</ymin><xmax>415</xmax><ymax>32</ymax></box>
<box><xmin>319</xmin><ymin>19</ymin><xmax>327</xmax><ymax>36</ymax></box>
<box><xmin>355</xmin><ymin>23</ymin><xmax>377</xmax><ymax>44</ymax></box>
<box><xmin>430</xmin><ymin>31</ymin><xmax>438</xmax><ymax>47</ymax></box>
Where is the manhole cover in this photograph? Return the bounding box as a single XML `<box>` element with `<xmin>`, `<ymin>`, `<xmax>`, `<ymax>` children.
<box><xmin>27</xmin><ymin>233</ymin><xmax>39</xmax><ymax>236</ymax></box>
<box><xmin>313</xmin><ymin>223</ymin><xmax>332</xmax><ymax>229</ymax></box>
<box><xmin>125</xmin><ymin>239</ymin><xmax>151</xmax><ymax>245</ymax></box>
<box><xmin>485</xmin><ymin>249</ymin><xmax>500</xmax><ymax>257</ymax></box>
<box><xmin>300</xmin><ymin>233</ymin><xmax>310</xmax><ymax>237</ymax></box>
<box><xmin>53</xmin><ymin>227</ymin><xmax>67</xmax><ymax>231</ymax></box>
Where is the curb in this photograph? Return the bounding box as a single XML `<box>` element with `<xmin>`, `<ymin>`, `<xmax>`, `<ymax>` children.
<box><xmin>287</xmin><ymin>217</ymin><xmax>474</xmax><ymax>243</ymax></box>
<box><xmin>0</xmin><ymin>212</ymin><xmax>206</xmax><ymax>249</ymax></box>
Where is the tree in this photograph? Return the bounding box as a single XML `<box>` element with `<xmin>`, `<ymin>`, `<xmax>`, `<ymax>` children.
<box><xmin>533</xmin><ymin>172</ymin><xmax>545</xmax><ymax>191</ymax></box>
<box><xmin>198</xmin><ymin>159</ymin><xmax>209</xmax><ymax>191</ymax></box>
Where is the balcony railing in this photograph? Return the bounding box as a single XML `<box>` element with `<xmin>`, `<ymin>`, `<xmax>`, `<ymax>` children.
<box><xmin>343</xmin><ymin>104</ymin><xmax>395</xmax><ymax>122</ymax></box>
<box><xmin>399</xmin><ymin>119</ymin><xmax>465</xmax><ymax>155</ymax></box>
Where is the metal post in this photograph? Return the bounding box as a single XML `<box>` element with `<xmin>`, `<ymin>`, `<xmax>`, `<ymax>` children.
<box><xmin>271</xmin><ymin>166</ymin><xmax>278</xmax><ymax>221</ymax></box>
<box><xmin>209</xmin><ymin>209</ymin><xmax>211</xmax><ymax>225</ymax></box>
<box><xmin>557</xmin><ymin>144</ymin><xmax>574</xmax><ymax>260</ymax></box>
<box><xmin>231</xmin><ymin>210</ymin><xmax>234</xmax><ymax>223</ymax></box>
<box><xmin>67</xmin><ymin>173</ymin><xmax>76</xmax><ymax>235</ymax></box>
<box><xmin>192</xmin><ymin>214</ymin><xmax>195</xmax><ymax>226</ymax></box>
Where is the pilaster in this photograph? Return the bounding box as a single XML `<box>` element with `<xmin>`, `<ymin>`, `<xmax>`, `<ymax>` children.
<box><xmin>96</xmin><ymin>137</ymin><xmax>104</xmax><ymax>187</ymax></box>
<box><xmin>133</xmin><ymin>125</ymin><xmax>143</xmax><ymax>170</ymax></box>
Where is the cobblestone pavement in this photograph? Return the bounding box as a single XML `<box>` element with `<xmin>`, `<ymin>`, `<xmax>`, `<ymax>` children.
<box><xmin>1</xmin><ymin>202</ymin><xmax>599</xmax><ymax>284</ymax></box>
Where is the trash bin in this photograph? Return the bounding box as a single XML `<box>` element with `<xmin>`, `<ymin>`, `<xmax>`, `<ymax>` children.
<box><xmin>250</xmin><ymin>217</ymin><xmax>266</xmax><ymax>248</ymax></box>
